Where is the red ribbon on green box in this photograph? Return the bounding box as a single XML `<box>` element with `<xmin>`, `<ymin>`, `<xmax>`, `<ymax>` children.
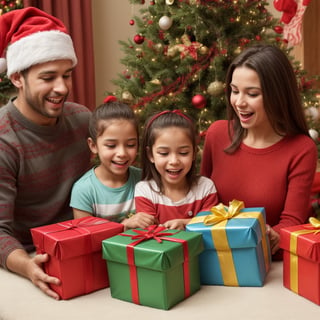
<box><xmin>121</xmin><ymin>225</ymin><xmax>190</xmax><ymax>305</ymax></box>
<box><xmin>289</xmin><ymin>217</ymin><xmax>320</xmax><ymax>293</ymax></box>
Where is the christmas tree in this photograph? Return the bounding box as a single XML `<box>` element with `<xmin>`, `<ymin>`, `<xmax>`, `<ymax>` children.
<box><xmin>108</xmin><ymin>0</ymin><xmax>320</xmax><ymax>147</ymax></box>
<box><xmin>0</xmin><ymin>0</ymin><xmax>23</xmax><ymax>105</ymax></box>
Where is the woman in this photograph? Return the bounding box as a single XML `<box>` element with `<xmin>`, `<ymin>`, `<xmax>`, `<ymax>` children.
<box><xmin>201</xmin><ymin>45</ymin><xmax>318</xmax><ymax>259</ymax></box>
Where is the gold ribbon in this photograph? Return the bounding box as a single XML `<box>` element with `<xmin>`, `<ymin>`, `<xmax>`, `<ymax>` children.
<box><xmin>289</xmin><ymin>217</ymin><xmax>320</xmax><ymax>293</ymax></box>
<box><xmin>204</xmin><ymin>199</ymin><xmax>245</xmax><ymax>225</ymax></box>
<box><xmin>188</xmin><ymin>200</ymin><xmax>270</xmax><ymax>286</ymax></box>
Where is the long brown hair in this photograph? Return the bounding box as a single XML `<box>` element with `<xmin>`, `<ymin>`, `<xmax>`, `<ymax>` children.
<box><xmin>225</xmin><ymin>45</ymin><xmax>309</xmax><ymax>153</ymax></box>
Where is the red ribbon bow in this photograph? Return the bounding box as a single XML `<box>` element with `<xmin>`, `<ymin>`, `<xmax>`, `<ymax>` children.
<box><xmin>122</xmin><ymin>225</ymin><xmax>178</xmax><ymax>245</ymax></box>
<box><xmin>121</xmin><ymin>225</ymin><xmax>190</xmax><ymax>305</ymax></box>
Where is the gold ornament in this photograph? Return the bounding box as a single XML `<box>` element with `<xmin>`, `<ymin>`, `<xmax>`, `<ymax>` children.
<box><xmin>166</xmin><ymin>0</ymin><xmax>175</xmax><ymax>4</ymax></box>
<box><xmin>181</xmin><ymin>34</ymin><xmax>191</xmax><ymax>46</ymax></box>
<box><xmin>207</xmin><ymin>81</ymin><xmax>225</xmax><ymax>96</ymax></box>
<box><xmin>122</xmin><ymin>91</ymin><xmax>134</xmax><ymax>103</ymax></box>
<box><xmin>150</xmin><ymin>79</ymin><xmax>161</xmax><ymax>85</ymax></box>
<box><xmin>167</xmin><ymin>46</ymin><xmax>179</xmax><ymax>57</ymax></box>
<box><xmin>154</xmin><ymin>43</ymin><xmax>163</xmax><ymax>52</ymax></box>
<box><xmin>234</xmin><ymin>46</ymin><xmax>241</xmax><ymax>55</ymax></box>
<box><xmin>199</xmin><ymin>45</ymin><xmax>209</xmax><ymax>55</ymax></box>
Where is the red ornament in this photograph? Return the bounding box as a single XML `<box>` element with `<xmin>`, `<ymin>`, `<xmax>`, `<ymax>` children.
<box><xmin>129</xmin><ymin>19</ymin><xmax>135</xmax><ymax>26</ymax></box>
<box><xmin>274</xmin><ymin>25</ymin><xmax>283</xmax><ymax>34</ymax></box>
<box><xmin>192</xmin><ymin>94</ymin><xmax>206</xmax><ymax>109</ymax></box>
<box><xmin>133</xmin><ymin>34</ymin><xmax>144</xmax><ymax>45</ymax></box>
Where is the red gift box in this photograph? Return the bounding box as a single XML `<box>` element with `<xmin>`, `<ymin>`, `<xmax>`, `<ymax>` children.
<box><xmin>280</xmin><ymin>219</ymin><xmax>320</xmax><ymax>305</ymax></box>
<box><xmin>31</xmin><ymin>216</ymin><xmax>123</xmax><ymax>299</ymax></box>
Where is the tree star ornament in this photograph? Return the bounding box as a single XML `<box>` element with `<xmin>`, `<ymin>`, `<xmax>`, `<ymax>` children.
<box><xmin>159</xmin><ymin>16</ymin><xmax>173</xmax><ymax>31</ymax></box>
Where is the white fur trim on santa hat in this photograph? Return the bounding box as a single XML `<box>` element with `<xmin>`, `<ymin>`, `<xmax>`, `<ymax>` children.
<box><xmin>6</xmin><ymin>30</ymin><xmax>77</xmax><ymax>77</ymax></box>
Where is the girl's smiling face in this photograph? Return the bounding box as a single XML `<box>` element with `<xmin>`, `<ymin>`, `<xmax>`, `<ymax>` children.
<box><xmin>230</xmin><ymin>66</ymin><xmax>271</xmax><ymax>133</ymax></box>
<box><xmin>88</xmin><ymin>119</ymin><xmax>138</xmax><ymax>184</ymax></box>
<box><xmin>148</xmin><ymin>126</ymin><xmax>194</xmax><ymax>192</ymax></box>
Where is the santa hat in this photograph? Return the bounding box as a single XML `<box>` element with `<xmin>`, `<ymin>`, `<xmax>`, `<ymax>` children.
<box><xmin>0</xmin><ymin>7</ymin><xmax>77</xmax><ymax>77</ymax></box>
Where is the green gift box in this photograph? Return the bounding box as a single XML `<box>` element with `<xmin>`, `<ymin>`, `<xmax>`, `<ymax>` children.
<box><xmin>102</xmin><ymin>225</ymin><xmax>203</xmax><ymax>310</ymax></box>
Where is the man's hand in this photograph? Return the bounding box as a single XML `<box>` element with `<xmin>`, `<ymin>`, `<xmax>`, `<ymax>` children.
<box><xmin>6</xmin><ymin>249</ymin><xmax>60</xmax><ymax>300</ymax></box>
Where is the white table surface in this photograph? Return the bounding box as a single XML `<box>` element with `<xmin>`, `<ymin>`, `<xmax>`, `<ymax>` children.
<box><xmin>0</xmin><ymin>261</ymin><xmax>319</xmax><ymax>320</ymax></box>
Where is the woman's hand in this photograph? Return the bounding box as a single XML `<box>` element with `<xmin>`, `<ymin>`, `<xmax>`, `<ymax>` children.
<box><xmin>266</xmin><ymin>225</ymin><xmax>280</xmax><ymax>255</ymax></box>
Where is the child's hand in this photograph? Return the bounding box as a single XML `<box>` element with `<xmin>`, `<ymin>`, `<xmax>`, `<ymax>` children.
<box><xmin>122</xmin><ymin>212</ymin><xmax>156</xmax><ymax>230</ymax></box>
<box><xmin>266</xmin><ymin>224</ymin><xmax>280</xmax><ymax>255</ymax></box>
<box><xmin>162</xmin><ymin>218</ymin><xmax>190</xmax><ymax>230</ymax></box>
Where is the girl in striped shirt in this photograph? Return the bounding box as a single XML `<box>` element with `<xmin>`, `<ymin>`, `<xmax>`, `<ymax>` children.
<box><xmin>135</xmin><ymin>110</ymin><xmax>218</xmax><ymax>230</ymax></box>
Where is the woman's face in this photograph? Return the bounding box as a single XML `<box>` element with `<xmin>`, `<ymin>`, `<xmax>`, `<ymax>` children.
<box><xmin>230</xmin><ymin>66</ymin><xmax>271</xmax><ymax>133</ymax></box>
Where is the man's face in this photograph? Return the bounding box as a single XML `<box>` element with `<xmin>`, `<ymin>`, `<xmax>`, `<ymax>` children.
<box><xmin>14</xmin><ymin>59</ymin><xmax>74</xmax><ymax>126</ymax></box>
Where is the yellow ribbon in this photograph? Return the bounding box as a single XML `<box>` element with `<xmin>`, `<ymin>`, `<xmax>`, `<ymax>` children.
<box><xmin>204</xmin><ymin>200</ymin><xmax>245</xmax><ymax>225</ymax></box>
<box><xmin>188</xmin><ymin>200</ymin><xmax>270</xmax><ymax>286</ymax></box>
<box><xmin>289</xmin><ymin>217</ymin><xmax>320</xmax><ymax>293</ymax></box>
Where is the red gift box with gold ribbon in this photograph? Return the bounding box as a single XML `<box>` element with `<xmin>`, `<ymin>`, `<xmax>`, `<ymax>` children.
<box><xmin>31</xmin><ymin>216</ymin><xmax>123</xmax><ymax>299</ymax></box>
<box><xmin>280</xmin><ymin>217</ymin><xmax>320</xmax><ymax>305</ymax></box>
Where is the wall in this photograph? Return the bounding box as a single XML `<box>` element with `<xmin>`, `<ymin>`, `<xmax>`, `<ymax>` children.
<box><xmin>91</xmin><ymin>0</ymin><xmax>140</xmax><ymax>105</ymax></box>
<box><xmin>91</xmin><ymin>1</ymin><xmax>281</xmax><ymax>106</ymax></box>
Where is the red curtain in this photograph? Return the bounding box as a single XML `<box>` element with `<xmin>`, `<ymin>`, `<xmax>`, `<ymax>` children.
<box><xmin>23</xmin><ymin>0</ymin><xmax>96</xmax><ymax>110</ymax></box>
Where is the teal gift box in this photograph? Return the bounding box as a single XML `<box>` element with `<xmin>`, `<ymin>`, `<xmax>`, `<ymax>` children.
<box><xmin>102</xmin><ymin>225</ymin><xmax>203</xmax><ymax>310</ymax></box>
<box><xmin>186</xmin><ymin>200</ymin><xmax>271</xmax><ymax>287</ymax></box>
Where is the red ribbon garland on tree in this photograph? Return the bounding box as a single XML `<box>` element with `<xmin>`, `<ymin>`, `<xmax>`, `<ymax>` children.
<box><xmin>132</xmin><ymin>46</ymin><xmax>217</xmax><ymax>110</ymax></box>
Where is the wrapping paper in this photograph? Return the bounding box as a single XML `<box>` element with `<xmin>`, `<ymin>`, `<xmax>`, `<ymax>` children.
<box><xmin>186</xmin><ymin>200</ymin><xmax>271</xmax><ymax>286</ymax></box>
<box><xmin>280</xmin><ymin>217</ymin><xmax>320</xmax><ymax>305</ymax></box>
<box><xmin>31</xmin><ymin>216</ymin><xmax>123</xmax><ymax>299</ymax></box>
<box><xmin>102</xmin><ymin>225</ymin><xmax>203</xmax><ymax>309</ymax></box>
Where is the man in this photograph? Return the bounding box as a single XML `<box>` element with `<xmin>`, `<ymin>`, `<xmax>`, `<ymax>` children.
<box><xmin>0</xmin><ymin>7</ymin><xmax>91</xmax><ymax>299</ymax></box>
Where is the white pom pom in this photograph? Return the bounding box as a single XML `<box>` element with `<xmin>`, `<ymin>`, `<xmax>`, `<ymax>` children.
<box><xmin>309</xmin><ymin>128</ymin><xmax>319</xmax><ymax>141</ymax></box>
<box><xmin>0</xmin><ymin>58</ymin><xmax>7</xmax><ymax>74</ymax></box>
